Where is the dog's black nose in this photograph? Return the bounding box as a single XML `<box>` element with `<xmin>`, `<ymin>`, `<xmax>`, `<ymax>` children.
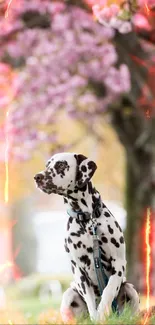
<box><xmin>34</xmin><ymin>173</ymin><xmax>44</xmax><ymax>182</ymax></box>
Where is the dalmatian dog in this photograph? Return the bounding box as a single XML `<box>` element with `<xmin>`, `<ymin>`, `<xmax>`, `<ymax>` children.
<box><xmin>34</xmin><ymin>152</ymin><xmax>139</xmax><ymax>322</ymax></box>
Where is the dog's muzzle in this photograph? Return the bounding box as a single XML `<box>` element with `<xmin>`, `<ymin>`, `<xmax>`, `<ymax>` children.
<box><xmin>34</xmin><ymin>173</ymin><xmax>44</xmax><ymax>184</ymax></box>
<box><xmin>34</xmin><ymin>172</ymin><xmax>56</xmax><ymax>194</ymax></box>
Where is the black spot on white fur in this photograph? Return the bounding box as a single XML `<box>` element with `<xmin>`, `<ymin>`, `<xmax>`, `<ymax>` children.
<box><xmin>108</xmin><ymin>225</ymin><xmax>114</xmax><ymax>234</ymax></box>
<box><xmin>71</xmin><ymin>260</ymin><xmax>76</xmax><ymax>266</ymax></box>
<box><xmin>54</xmin><ymin>160</ymin><xmax>69</xmax><ymax>176</ymax></box>
<box><xmin>87</xmin><ymin>247</ymin><xmax>93</xmax><ymax>253</ymax></box>
<box><xmin>111</xmin><ymin>237</ymin><xmax>120</xmax><ymax>248</ymax></box>
<box><xmin>104</xmin><ymin>211</ymin><xmax>111</xmax><ymax>217</ymax></box>
<box><xmin>81</xmin><ymin>198</ymin><xmax>88</xmax><ymax>207</ymax></box>
<box><xmin>79</xmin><ymin>255</ymin><xmax>91</xmax><ymax>267</ymax></box>
<box><xmin>101</xmin><ymin>236</ymin><xmax>108</xmax><ymax>243</ymax></box>
<box><xmin>68</xmin><ymin>237</ymin><xmax>72</xmax><ymax>244</ymax></box>
<box><xmin>67</xmin><ymin>217</ymin><xmax>73</xmax><ymax>231</ymax></box>
<box><xmin>115</xmin><ymin>220</ymin><xmax>122</xmax><ymax>232</ymax></box>
<box><xmin>120</xmin><ymin>236</ymin><xmax>124</xmax><ymax>244</ymax></box>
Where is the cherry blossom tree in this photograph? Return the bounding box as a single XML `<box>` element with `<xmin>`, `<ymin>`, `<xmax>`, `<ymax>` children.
<box><xmin>0</xmin><ymin>0</ymin><xmax>155</xmax><ymax>291</ymax></box>
<box><xmin>0</xmin><ymin>1</ymin><xmax>131</xmax><ymax>160</ymax></box>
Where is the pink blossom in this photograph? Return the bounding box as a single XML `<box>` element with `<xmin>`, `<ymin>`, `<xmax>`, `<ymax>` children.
<box><xmin>132</xmin><ymin>13</ymin><xmax>151</xmax><ymax>30</ymax></box>
<box><xmin>104</xmin><ymin>64</ymin><xmax>131</xmax><ymax>94</ymax></box>
<box><xmin>85</xmin><ymin>0</ymin><xmax>106</xmax><ymax>7</ymax></box>
<box><xmin>138</xmin><ymin>0</ymin><xmax>155</xmax><ymax>7</ymax></box>
<box><xmin>93</xmin><ymin>4</ymin><xmax>132</xmax><ymax>34</ymax></box>
<box><xmin>118</xmin><ymin>21</ymin><xmax>132</xmax><ymax>34</ymax></box>
<box><xmin>93</xmin><ymin>4</ymin><xmax>119</xmax><ymax>25</ymax></box>
<box><xmin>0</xmin><ymin>1</ymin><xmax>131</xmax><ymax>160</ymax></box>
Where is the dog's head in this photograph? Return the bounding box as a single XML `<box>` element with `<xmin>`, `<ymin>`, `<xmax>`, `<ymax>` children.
<box><xmin>34</xmin><ymin>152</ymin><xmax>97</xmax><ymax>195</ymax></box>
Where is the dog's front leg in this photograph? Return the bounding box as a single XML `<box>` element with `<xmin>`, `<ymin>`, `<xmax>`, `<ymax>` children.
<box><xmin>96</xmin><ymin>261</ymin><xmax>124</xmax><ymax>322</ymax></box>
<box><xmin>84</xmin><ymin>287</ymin><xmax>97</xmax><ymax>321</ymax></box>
<box><xmin>74</xmin><ymin>269</ymin><xmax>97</xmax><ymax>321</ymax></box>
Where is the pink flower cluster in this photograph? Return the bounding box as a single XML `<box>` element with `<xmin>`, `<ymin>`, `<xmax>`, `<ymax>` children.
<box><xmin>138</xmin><ymin>0</ymin><xmax>155</xmax><ymax>7</ymax></box>
<box><xmin>0</xmin><ymin>1</ymin><xmax>131</xmax><ymax>160</ymax></box>
<box><xmin>92</xmin><ymin>1</ymin><xmax>132</xmax><ymax>34</ymax></box>
<box><xmin>133</xmin><ymin>0</ymin><xmax>155</xmax><ymax>31</ymax></box>
<box><xmin>92</xmin><ymin>0</ymin><xmax>155</xmax><ymax>33</ymax></box>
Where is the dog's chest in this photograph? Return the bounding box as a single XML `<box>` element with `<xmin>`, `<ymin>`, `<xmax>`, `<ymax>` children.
<box><xmin>65</xmin><ymin>216</ymin><xmax>114</xmax><ymax>282</ymax></box>
<box><xmin>65</xmin><ymin>217</ymin><xmax>94</xmax><ymax>259</ymax></box>
<box><xmin>65</xmin><ymin>218</ymin><xmax>97</xmax><ymax>283</ymax></box>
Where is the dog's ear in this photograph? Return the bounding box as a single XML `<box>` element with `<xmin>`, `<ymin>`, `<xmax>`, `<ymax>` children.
<box><xmin>74</xmin><ymin>154</ymin><xmax>97</xmax><ymax>188</ymax></box>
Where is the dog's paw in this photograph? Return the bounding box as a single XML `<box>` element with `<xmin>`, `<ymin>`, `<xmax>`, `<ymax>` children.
<box><xmin>60</xmin><ymin>308</ymin><xmax>75</xmax><ymax>323</ymax></box>
<box><xmin>90</xmin><ymin>310</ymin><xmax>99</xmax><ymax>323</ymax></box>
<box><xmin>90</xmin><ymin>310</ymin><xmax>101</xmax><ymax>324</ymax></box>
<box><xmin>96</xmin><ymin>305</ymin><xmax>110</xmax><ymax>323</ymax></box>
<box><xmin>95</xmin><ymin>312</ymin><xmax>106</xmax><ymax>324</ymax></box>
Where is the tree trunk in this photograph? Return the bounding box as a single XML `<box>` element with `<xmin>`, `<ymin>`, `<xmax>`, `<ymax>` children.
<box><xmin>112</xmin><ymin>110</ymin><xmax>155</xmax><ymax>294</ymax></box>
<box><xmin>126</xmin><ymin>144</ymin><xmax>154</xmax><ymax>294</ymax></box>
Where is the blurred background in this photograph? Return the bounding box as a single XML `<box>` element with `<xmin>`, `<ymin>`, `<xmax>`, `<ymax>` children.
<box><xmin>0</xmin><ymin>0</ymin><xmax>155</xmax><ymax>323</ymax></box>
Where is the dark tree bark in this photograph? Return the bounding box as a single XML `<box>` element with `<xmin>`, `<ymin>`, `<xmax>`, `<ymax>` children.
<box><xmin>109</xmin><ymin>28</ymin><xmax>155</xmax><ymax>293</ymax></box>
<box><xmin>112</xmin><ymin>105</ymin><xmax>155</xmax><ymax>293</ymax></box>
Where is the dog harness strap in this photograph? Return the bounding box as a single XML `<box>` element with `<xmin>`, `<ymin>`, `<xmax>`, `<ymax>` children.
<box><xmin>93</xmin><ymin>228</ymin><xmax>107</xmax><ymax>295</ymax></box>
<box><xmin>67</xmin><ymin>197</ymin><xmax>102</xmax><ymax>221</ymax></box>
<box><xmin>67</xmin><ymin>209</ymin><xmax>91</xmax><ymax>221</ymax></box>
<box><xmin>92</xmin><ymin>224</ymin><xmax>118</xmax><ymax>314</ymax></box>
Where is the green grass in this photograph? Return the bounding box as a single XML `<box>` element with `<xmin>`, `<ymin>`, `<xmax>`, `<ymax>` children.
<box><xmin>74</xmin><ymin>307</ymin><xmax>155</xmax><ymax>325</ymax></box>
<box><xmin>75</xmin><ymin>307</ymin><xmax>141</xmax><ymax>325</ymax></box>
<box><xmin>6</xmin><ymin>275</ymin><xmax>155</xmax><ymax>325</ymax></box>
<box><xmin>8</xmin><ymin>297</ymin><xmax>155</xmax><ymax>324</ymax></box>
<box><xmin>5</xmin><ymin>275</ymin><xmax>155</xmax><ymax>324</ymax></box>
<box><xmin>10</xmin><ymin>296</ymin><xmax>61</xmax><ymax>323</ymax></box>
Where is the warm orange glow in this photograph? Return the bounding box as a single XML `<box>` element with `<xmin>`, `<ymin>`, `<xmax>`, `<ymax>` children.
<box><xmin>145</xmin><ymin>2</ymin><xmax>150</xmax><ymax>15</ymax></box>
<box><xmin>143</xmin><ymin>208</ymin><xmax>151</xmax><ymax>325</ymax></box>
<box><xmin>5</xmin><ymin>0</ymin><xmax>14</xmax><ymax>18</ymax></box>
<box><xmin>4</xmin><ymin>110</ymin><xmax>10</xmax><ymax>203</ymax></box>
<box><xmin>144</xmin><ymin>312</ymin><xmax>149</xmax><ymax>325</ymax></box>
<box><xmin>145</xmin><ymin>208</ymin><xmax>151</xmax><ymax>312</ymax></box>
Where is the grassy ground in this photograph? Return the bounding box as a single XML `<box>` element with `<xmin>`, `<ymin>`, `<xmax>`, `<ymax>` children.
<box><xmin>4</xmin><ymin>295</ymin><xmax>155</xmax><ymax>324</ymax></box>
<box><xmin>10</xmin><ymin>296</ymin><xmax>61</xmax><ymax>323</ymax></box>
<box><xmin>3</xmin><ymin>274</ymin><xmax>155</xmax><ymax>325</ymax></box>
<box><xmin>6</xmin><ymin>274</ymin><xmax>155</xmax><ymax>324</ymax></box>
